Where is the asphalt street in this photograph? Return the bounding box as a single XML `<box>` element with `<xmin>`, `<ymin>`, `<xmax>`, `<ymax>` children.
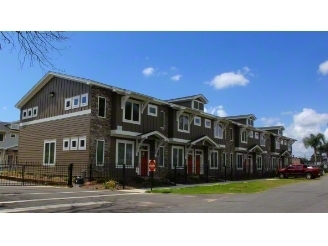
<box><xmin>0</xmin><ymin>176</ymin><xmax>327</xmax><ymax>213</ymax></box>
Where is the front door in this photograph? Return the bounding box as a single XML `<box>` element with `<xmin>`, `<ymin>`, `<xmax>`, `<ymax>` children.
<box><xmin>195</xmin><ymin>150</ymin><xmax>203</xmax><ymax>175</ymax></box>
<box><xmin>7</xmin><ymin>155</ymin><xmax>13</xmax><ymax>165</ymax></box>
<box><xmin>248</xmin><ymin>156</ymin><xmax>253</xmax><ymax>173</ymax></box>
<box><xmin>140</xmin><ymin>150</ymin><xmax>148</xmax><ymax>176</ymax></box>
<box><xmin>188</xmin><ymin>153</ymin><xmax>193</xmax><ymax>174</ymax></box>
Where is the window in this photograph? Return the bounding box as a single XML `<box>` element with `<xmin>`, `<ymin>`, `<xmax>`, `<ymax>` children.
<box><xmin>65</xmin><ymin>98</ymin><xmax>72</xmax><ymax>110</ymax></box>
<box><xmin>172</xmin><ymin>146</ymin><xmax>184</xmax><ymax>168</ymax></box>
<box><xmin>80</xmin><ymin>93</ymin><xmax>88</xmax><ymax>107</ymax></box>
<box><xmin>160</xmin><ymin>111</ymin><xmax>165</xmax><ymax>128</ymax></box>
<box><xmin>193</xmin><ymin>100</ymin><xmax>203</xmax><ymax>110</ymax></box>
<box><xmin>158</xmin><ymin>146</ymin><xmax>164</xmax><ymax>167</ymax></box>
<box><xmin>257</xmin><ymin>155</ymin><xmax>262</xmax><ymax>169</ymax></box>
<box><xmin>276</xmin><ymin>139</ymin><xmax>280</xmax><ymax>149</ymax></box>
<box><xmin>148</xmin><ymin>104</ymin><xmax>157</xmax><ymax>117</ymax></box>
<box><xmin>96</xmin><ymin>140</ymin><xmax>105</xmax><ymax>166</ymax></box>
<box><xmin>255</xmin><ymin>132</ymin><xmax>259</xmax><ymax>139</ymax></box>
<box><xmin>178</xmin><ymin>114</ymin><xmax>189</xmax><ymax>133</ymax></box>
<box><xmin>124</xmin><ymin>100</ymin><xmax>140</xmax><ymax>124</ymax></box>
<box><xmin>210</xmin><ymin>150</ymin><xmax>219</xmax><ymax>169</ymax></box>
<box><xmin>32</xmin><ymin>106</ymin><xmax>38</xmax><ymax>117</ymax></box>
<box><xmin>280</xmin><ymin>139</ymin><xmax>284</xmax><ymax>145</ymax></box>
<box><xmin>0</xmin><ymin>133</ymin><xmax>4</xmax><ymax>142</ymax></box>
<box><xmin>10</xmin><ymin>134</ymin><xmax>16</xmax><ymax>138</ymax></box>
<box><xmin>205</xmin><ymin>119</ymin><xmax>211</xmax><ymax>128</ymax></box>
<box><xmin>22</xmin><ymin>109</ymin><xmax>27</xmax><ymax>119</ymax></box>
<box><xmin>116</xmin><ymin>140</ymin><xmax>134</xmax><ymax>167</ymax></box>
<box><xmin>260</xmin><ymin>133</ymin><xmax>266</xmax><ymax>146</ymax></box>
<box><xmin>27</xmin><ymin>108</ymin><xmax>33</xmax><ymax>118</ymax></box>
<box><xmin>288</xmin><ymin>144</ymin><xmax>292</xmax><ymax>151</ymax></box>
<box><xmin>241</xmin><ymin>131</ymin><xmax>247</xmax><ymax>143</ymax></box>
<box><xmin>79</xmin><ymin>136</ymin><xmax>87</xmax><ymax>150</ymax></box>
<box><xmin>236</xmin><ymin>153</ymin><xmax>243</xmax><ymax>169</ymax></box>
<box><xmin>214</xmin><ymin>124</ymin><xmax>223</xmax><ymax>139</ymax></box>
<box><xmin>230</xmin><ymin>153</ymin><xmax>233</xmax><ymax>168</ymax></box>
<box><xmin>72</xmin><ymin>96</ymin><xmax>80</xmax><ymax>109</ymax></box>
<box><xmin>230</xmin><ymin>128</ymin><xmax>233</xmax><ymax>141</ymax></box>
<box><xmin>222</xmin><ymin>153</ymin><xmax>226</xmax><ymax>167</ymax></box>
<box><xmin>63</xmin><ymin>138</ymin><xmax>70</xmax><ymax>151</ymax></box>
<box><xmin>43</xmin><ymin>140</ymin><xmax>56</xmax><ymax>165</ymax></box>
<box><xmin>272</xmin><ymin>157</ymin><xmax>276</xmax><ymax>169</ymax></box>
<box><xmin>284</xmin><ymin>140</ymin><xmax>287</xmax><ymax>145</ymax></box>
<box><xmin>278</xmin><ymin>130</ymin><xmax>282</xmax><ymax>135</ymax></box>
<box><xmin>98</xmin><ymin>97</ymin><xmax>106</xmax><ymax>118</ymax></box>
<box><xmin>11</xmin><ymin>124</ymin><xmax>19</xmax><ymax>130</ymax></box>
<box><xmin>249</xmin><ymin>131</ymin><xmax>253</xmax><ymax>138</ymax></box>
<box><xmin>194</xmin><ymin>116</ymin><xmax>201</xmax><ymax>126</ymax></box>
<box><xmin>70</xmin><ymin>137</ymin><xmax>78</xmax><ymax>150</ymax></box>
<box><xmin>247</xmin><ymin>119</ymin><xmax>253</xmax><ymax>126</ymax></box>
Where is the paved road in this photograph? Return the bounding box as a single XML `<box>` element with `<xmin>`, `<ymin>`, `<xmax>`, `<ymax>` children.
<box><xmin>0</xmin><ymin>176</ymin><xmax>327</xmax><ymax>213</ymax></box>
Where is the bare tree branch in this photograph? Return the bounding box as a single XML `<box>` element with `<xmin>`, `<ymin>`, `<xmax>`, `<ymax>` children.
<box><xmin>0</xmin><ymin>31</ymin><xmax>71</xmax><ymax>72</ymax></box>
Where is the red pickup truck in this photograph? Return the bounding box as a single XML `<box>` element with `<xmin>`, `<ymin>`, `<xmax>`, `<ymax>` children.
<box><xmin>277</xmin><ymin>164</ymin><xmax>321</xmax><ymax>179</ymax></box>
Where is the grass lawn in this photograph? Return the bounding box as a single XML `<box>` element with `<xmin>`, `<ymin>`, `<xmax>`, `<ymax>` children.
<box><xmin>148</xmin><ymin>178</ymin><xmax>311</xmax><ymax>194</ymax></box>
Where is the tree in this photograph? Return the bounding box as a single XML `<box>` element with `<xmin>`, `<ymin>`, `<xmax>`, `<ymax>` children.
<box><xmin>318</xmin><ymin>141</ymin><xmax>328</xmax><ymax>163</ymax></box>
<box><xmin>0</xmin><ymin>31</ymin><xmax>70</xmax><ymax>71</ymax></box>
<box><xmin>303</xmin><ymin>133</ymin><xmax>325</xmax><ymax>164</ymax></box>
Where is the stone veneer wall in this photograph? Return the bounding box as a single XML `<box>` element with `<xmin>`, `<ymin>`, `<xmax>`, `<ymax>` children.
<box><xmin>158</xmin><ymin>105</ymin><xmax>169</xmax><ymax>168</ymax></box>
<box><xmin>221</xmin><ymin>123</ymin><xmax>236</xmax><ymax>180</ymax></box>
<box><xmin>89</xmin><ymin>85</ymin><xmax>112</xmax><ymax>166</ymax></box>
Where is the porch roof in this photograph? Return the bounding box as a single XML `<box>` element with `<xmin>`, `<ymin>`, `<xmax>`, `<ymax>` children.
<box><xmin>189</xmin><ymin>135</ymin><xmax>220</xmax><ymax>148</ymax></box>
<box><xmin>247</xmin><ymin>145</ymin><xmax>264</xmax><ymax>154</ymax></box>
<box><xmin>138</xmin><ymin>131</ymin><xmax>169</xmax><ymax>142</ymax></box>
<box><xmin>280</xmin><ymin>150</ymin><xmax>291</xmax><ymax>157</ymax></box>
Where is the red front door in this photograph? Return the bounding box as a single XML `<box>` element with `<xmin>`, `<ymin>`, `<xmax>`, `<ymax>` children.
<box><xmin>195</xmin><ymin>155</ymin><xmax>201</xmax><ymax>175</ymax></box>
<box><xmin>140</xmin><ymin>150</ymin><xmax>148</xmax><ymax>176</ymax></box>
<box><xmin>188</xmin><ymin>154</ymin><xmax>193</xmax><ymax>174</ymax></box>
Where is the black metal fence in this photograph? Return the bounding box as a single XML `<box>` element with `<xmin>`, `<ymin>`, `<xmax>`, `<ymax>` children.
<box><xmin>0</xmin><ymin>162</ymin><xmax>279</xmax><ymax>188</ymax></box>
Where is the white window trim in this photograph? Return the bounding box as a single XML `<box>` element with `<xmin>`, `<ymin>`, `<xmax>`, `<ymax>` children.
<box><xmin>205</xmin><ymin>119</ymin><xmax>211</xmax><ymax>129</ymax></box>
<box><xmin>194</xmin><ymin>116</ymin><xmax>201</xmax><ymax>126</ymax></box>
<box><xmin>27</xmin><ymin>108</ymin><xmax>33</xmax><ymax>119</ymax></box>
<box><xmin>255</xmin><ymin>132</ymin><xmax>259</xmax><ymax>139</ymax></box>
<box><xmin>43</xmin><ymin>139</ymin><xmax>56</xmax><ymax>166</ymax></box>
<box><xmin>158</xmin><ymin>146</ymin><xmax>165</xmax><ymax>167</ymax></box>
<box><xmin>98</xmin><ymin>96</ymin><xmax>106</xmax><ymax>118</ymax></box>
<box><xmin>236</xmin><ymin>153</ymin><xmax>244</xmax><ymax>170</ymax></box>
<box><xmin>214</xmin><ymin>124</ymin><xmax>223</xmax><ymax>139</ymax></box>
<box><xmin>276</xmin><ymin>139</ymin><xmax>280</xmax><ymax>149</ymax></box>
<box><xmin>123</xmin><ymin>99</ymin><xmax>141</xmax><ymax>125</ymax></box>
<box><xmin>63</xmin><ymin>138</ymin><xmax>70</xmax><ymax>151</ymax></box>
<box><xmin>78</xmin><ymin>136</ymin><xmax>87</xmax><ymax>150</ymax></box>
<box><xmin>272</xmin><ymin>157</ymin><xmax>276</xmax><ymax>169</ymax></box>
<box><xmin>65</xmin><ymin>98</ymin><xmax>72</xmax><ymax>110</ymax></box>
<box><xmin>171</xmin><ymin>146</ymin><xmax>185</xmax><ymax>169</ymax></box>
<box><xmin>72</xmin><ymin>96</ymin><xmax>80</xmax><ymax>109</ymax></box>
<box><xmin>96</xmin><ymin>140</ymin><xmax>105</xmax><ymax>166</ymax></box>
<box><xmin>178</xmin><ymin>114</ymin><xmax>190</xmax><ymax>133</ymax></box>
<box><xmin>249</xmin><ymin>131</ymin><xmax>253</xmax><ymax>138</ymax></box>
<box><xmin>70</xmin><ymin>137</ymin><xmax>78</xmax><ymax>150</ymax></box>
<box><xmin>10</xmin><ymin>134</ymin><xmax>16</xmax><ymax>138</ymax></box>
<box><xmin>22</xmin><ymin>109</ymin><xmax>27</xmax><ymax>119</ymax></box>
<box><xmin>147</xmin><ymin>104</ymin><xmax>158</xmax><ymax>117</ymax></box>
<box><xmin>210</xmin><ymin>150</ymin><xmax>219</xmax><ymax>169</ymax></box>
<box><xmin>193</xmin><ymin>100</ymin><xmax>203</xmax><ymax>110</ymax></box>
<box><xmin>0</xmin><ymin>132</ymin><xmax>5</xmax><ymax>142</ymax></box>
<box><xmin>80</xmin><ymin>93</ymin><xmax>89</xmax><ymax>107</ymax></box>
<box><xmin>241</xmin><ymin>131</ymin><xmax>248</xmax><ymax>143</ymax></box>
<box><xmin>32</xmin><ymin>106</ymin><xmax>38</xmax><ymax>117</ymax></box>
<box><xmin>115</xmin><ymin>139</ymin><xmax>135</xmax><ymax>168</ymax></box>
<box><xmin>257</xmin><ymin>155</ymin><xmax>262</xmax><ymax>170</ymax></box>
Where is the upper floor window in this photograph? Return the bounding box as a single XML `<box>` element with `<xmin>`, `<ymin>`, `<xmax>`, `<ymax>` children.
<box><xmin>123</xmin><ymin>100</ymin><xmax>140</xmax><ymax>124</ymax></box>
<box><xmin>178</xmin><ymin>114</ymin><xmax>189</xmax><ymax>133</ymax></box>
<box><xmin>148</xmin><ymin>104</ymin><xmax>157</xmax><ymax>117</ymax></box>
<box><xmin>10</xmin><ymin>124</ymin><xmax>19</xmax><ymax>130</ymax></box>
<box><xmin>0</xmin><ymin>133</ymin><xmax>4</xmax><ymax>142</ymax></box>
<box><xmin>276</xmin><ymin>139</ymin><xmax>280</xmax><ymax>149</ymax></box>
<box><xmin>98</xmin><ymin>97</ymin><xmax>106</xmax><ymax>118</ymax></box>
<box><xmin>241</xmin><ymin>130</ymin><xmax>247</xmax><ymax>143</ymax></box>
<box><xmin>278</xmin><ymin>129</ymin><xmax>283</xmax><ymax>135</ymax></box>
<box><xmin>194</xmin><ymin>116</ymin><xmax>201</xmax><ymax>126</ymax></box>
<box><xmin>247</xmin><ymin>118</ymin><xmax>253</xmax><ymax>126</ymax></box>
<box><xmin>33</xmin><ymin>107</ymin><xmax>38</xmax><ymax>117</ymax></box>
<box><xmin>249</xmin><ymin>131</ymin><xmax>253</xmax><ymax>138</ymax></box>
<box><xmin>22</xmin><ymin>110</ymin><xmax>27</xmax><ymax>119</ymax></box>
<box><xmin>214</xmin><ymin>124</ymin><xmax>223</xmax><ymax>139</ymax></box>
<box><xmin>65</xmin><ymin>98</ymin><xmax>72</xmax><ymax>110</ymax></box>
<box><xmin>193</xmin><ymin>100</ymin><xmax>203</xmax><ymax>110</ymax></box>
<box><xmin>80</xmin><ymin>93</ymin><xmax>88</xmax><ymax>107</ymax></box>
<box><xmin>260</xmin><ymin>133</ymin><xmax>266</xmax><ymax>146</ymax></box>
<box><xmin>72</xmin><ymin>96</ymin><xmax>80</xmax><ymax>109</ymax></box>
<box><xmin>284</xmin><ymin>140</ymin><xmax>287</xmax><ymax>145</ymax></box>
<box><xmin>255</xmin><ymin>132</ymin><xmax>259</xmax><ymax>139</ymax></box>
<box><xmin>205</xmin><ymin>119</ymin><xmax>211</xmax><ymax>129</ymax></box>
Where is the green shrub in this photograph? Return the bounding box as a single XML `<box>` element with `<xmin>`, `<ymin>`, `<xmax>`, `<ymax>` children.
<box><xmin>104</xmin><ymin>180</ymin><xmax>117</xmax><ymax>190</ymax></box>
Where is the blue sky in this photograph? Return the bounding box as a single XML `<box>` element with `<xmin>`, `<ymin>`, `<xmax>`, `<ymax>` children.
<box><xmin>2</xmin><ymin>31</ymin><xmax>328</xmax><ymax>158</ymax></box>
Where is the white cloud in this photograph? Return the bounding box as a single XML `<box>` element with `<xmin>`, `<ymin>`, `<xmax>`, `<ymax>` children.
<box><xmin>2</xmin><ymin>106</ymin><xmax>7</xmax><ymax>110</ymax></box>
<box><xmin>284</xmin><ymin>108</ymin><xmax>328</xmax><ymax>159</ymax></box>
<box><xmin>206</xmin><ymin>67</ymin><xmax>251</xmax><ymax>90</ymax></box>
<box><xmin>318</xmin><ymin>60</ymin><xmax>328</xmax><ymax>75</ymax></box>
<box><xmin>204</xmin><ymin>105</ymin><xmax>227</xmax><ymax>117</ymax></box>
<box><xmin>260</xmin><ymin>117</ymin><xmax>283</xmax><ymax>126</ymax></box>
<box><xmin>142</xmin><ymin>67</ymin><xmax>155</xmax><ymax>77</ymax></box>
<box><xmin>171</xmin><ymin>74</ymin><xmax>182</xmax><ymax>81</ymax></box>
<box><xmin>170</xmin><ymin>66</ymin><xmax>177</xmax><ymax>71</ymax></box>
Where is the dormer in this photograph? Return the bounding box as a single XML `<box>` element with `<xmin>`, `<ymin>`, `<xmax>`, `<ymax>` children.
<box><xmin>224</xmin><ymin>114</ymin><xmax>257</xmax><ymax>126</ymax></box>
<box><xmin>166</xmin><ymin>94</ymin><xmax>208</xmax><ymax>112</ymax></box>
<box><xmin>257</xmin><ymin>126</ymin><xmax>285</xmax><ymax>136</ymax></box>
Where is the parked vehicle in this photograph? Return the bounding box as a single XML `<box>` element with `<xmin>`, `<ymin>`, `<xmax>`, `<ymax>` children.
<box><xmin>277</xmin><ymin>164</ymin><xmax>321</xmax><ymax>180</ymax></box>
<box><xmin>308</xmin><ymin>165</ymin><xmax>325</xmax><ymax>176</ymax></box>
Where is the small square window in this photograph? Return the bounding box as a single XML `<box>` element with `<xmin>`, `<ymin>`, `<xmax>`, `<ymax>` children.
<box><xmin>10</xmin><ymin>134</ymin><xmax>16</xmax><ymax>138</ymax></box>
<box><xmin>65</xmin><ymin>98</ymin><xmax>72</xmax><ymax>110</ymax></box>
<box><xmin>255</xmin><ymin>132</ymin><xmax>259</xmax><ymax>139</ymax></box>
<box><xmin>80</xmin><ymin>93</ymin><xmax>88</xmax><ymax>107</ymax></box>
<box><xmin>249</xmin><ymin>131</ymin><xmax>253</xmax><ymax>138</ymax></box>
<box><xmin>194</xmin><ymin>116</ymin><xmax>201</xmax><ymax>126</ymax></box>
<box><xmin>27</xmin><ymin>108</ymin><xmax>33</xmax><ymax>118</ymax></box>
<box><xmin>22</xmin><ymin>109</ymin><xmax>27</xmax><ymax>119</ymax></box>
<box><xmin>148</xmin><ymin>104</ymin><xmax>158</xmax><ymax>117</ymax></box>
<box><xmin>79</xmin><ymin>136</ymin><xmax>87</xmax><ymax>150</ymax></box>
<box><xmin>63</xmin><ymin>138</ymin><xmax>70</xmax><ymax>151</ymax></box>
<box><xmin>72</xmin><ymin>96</ymin><xmax>80</xmax><ymax>109</ymax></box>
<box><xmin>205</xmin><ymin>119</ymin><xmax>211</xmax><ymax>128</ymax></box>
<box><xmin>32</xmin><ymin>106</ymin><xmax>38</xmax><ymax>117</ymax></box>
<box><xmin>70</xmin><ymin>137</ymin><xmax>78</xmax><ymax>150</ymax></box>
